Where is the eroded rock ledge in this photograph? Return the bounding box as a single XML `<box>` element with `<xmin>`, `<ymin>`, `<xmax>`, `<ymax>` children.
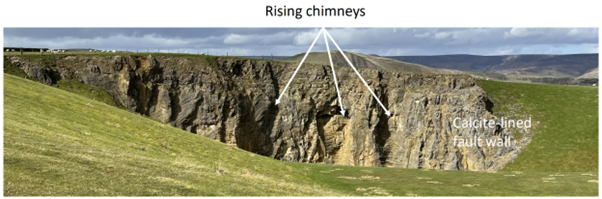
<box><xmin>8</xmin><ymin>55</ymin><xmax>522</xmax><ymax>171</ymax></box>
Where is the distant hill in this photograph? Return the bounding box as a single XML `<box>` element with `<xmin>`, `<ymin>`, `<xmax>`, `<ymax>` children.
<box><xmin>578</xmin><ymin>67</ymin><xmax>598</xmax><ymax>79</ymax></box>
<box><xmin>388</xmin><ymin>54</ymin><xmax>598</xmax><ymax>78</ymax></box>
<box><xmin>281</xmin><ymin>51</ymin><xmax>461</xmax><ymax>74</ymax></box>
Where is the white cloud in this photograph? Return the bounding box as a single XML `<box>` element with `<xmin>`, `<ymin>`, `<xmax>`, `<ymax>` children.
<box><xmin>434</xmin><ymin>32</ymin><xmax>452</xmax><ymax>39</ymax></box>
<box><xmin>223</xmin><ymin>34</ymin><xmax>248</xmax><ymax>44</ymax></box>
<box><xmin>414</xmin><ymin>32</ymin><xmax>430</xmax><ymax>38</ymax></box>
<box><xmin>223</xmin><ymin>31</ymin><xmax>298</xmax><ymax>45</ymax></box>
<box><xmin>566</xmin><ymin>28</ymin><xmax>598</xmax><ymax>40</ymax></box>
<box><xmin>293</xmin><ymin>29</ymin><xmax>322</xmax><ymax>45</ymax></box>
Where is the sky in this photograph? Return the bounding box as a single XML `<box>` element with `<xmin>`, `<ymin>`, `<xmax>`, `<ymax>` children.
<box><xmin>3</xmin><ymin>28</ymin><xmax>598</xmax><ymax>56</ymax></box>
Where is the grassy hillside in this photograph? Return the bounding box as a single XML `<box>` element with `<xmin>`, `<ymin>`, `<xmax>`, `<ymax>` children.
<box><xmin>391</xmin><ymin>54</ymin><xmax>598</xmax><ymax>78</ymax></box>
<box><xmin>281</xmin><ymin>51</ymin><xmax>460</xmax><ymax>74</ymax></box>
<box><xmin>479</xmin><ymin>80</ymin><xmax>598</xmax><ymax>172</ymax></box>
<box><xmin>3</xmin><ymin>74</ymin><xmax>341</xmax><ymax>196</ymax></box>
<box><xmin>3</xmin><ymin>74</ymin><xmax>599</xmax><ymax>196</ymax></box>
<box><xmin>578</xmin><ymin>68</ymin><xmax>599</xmax><ymax>79</ymax></box>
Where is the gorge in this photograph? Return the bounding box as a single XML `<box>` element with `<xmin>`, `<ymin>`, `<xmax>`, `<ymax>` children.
<box><xmin>6</xmin><ymin>54</ymin><xmax>529</xmax><ymax>171</ymax></box>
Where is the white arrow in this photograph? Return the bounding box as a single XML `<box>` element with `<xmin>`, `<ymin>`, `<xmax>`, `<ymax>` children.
<box><xmin>275</xmin><ymin>28</ymin><xmax>324</xmax><ymax>105</ymax></box>
<box><xmin>323</xmin><ymin>29</ymin><xmax>391</xmax><ymax>116</ymax></box>
<box><xmin>323</xmin><ymin>29</ymin><xmax>345</xmax><ymax>116</ymax></box>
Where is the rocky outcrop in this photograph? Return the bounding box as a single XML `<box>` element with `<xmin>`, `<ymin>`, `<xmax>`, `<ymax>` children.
<box><xmin>7</xmin><ymin>55</ymin><xmax>523</xmax><ymax>171</ymax></box>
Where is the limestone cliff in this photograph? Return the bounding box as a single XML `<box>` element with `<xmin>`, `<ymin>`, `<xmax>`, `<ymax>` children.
<box><xmin>7</xmin><ymin>55</ymin><xmax>523</xmax><ymax>171</ymax></box>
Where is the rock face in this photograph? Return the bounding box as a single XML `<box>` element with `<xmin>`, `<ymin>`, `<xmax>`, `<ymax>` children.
<box><xmin>7</xmin><ymin>55</ymin><xmax>522</xmax><ymax>171</ymax></box>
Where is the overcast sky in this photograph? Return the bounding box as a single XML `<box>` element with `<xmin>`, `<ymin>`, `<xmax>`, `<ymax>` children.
<box><xmin>4</xmin><ymin>28</ymin><xmax>598</xmax><ymax>56</ymax></box>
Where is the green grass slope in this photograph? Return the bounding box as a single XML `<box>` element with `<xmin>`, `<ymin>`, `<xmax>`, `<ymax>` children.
<box><xmin>479</xmin><ymin>80</ymin><xmax>598</xmax><ymax>172</ymax></box>
<box><xmin>3</xmin><ymin>74</ymin><xmax>599</xmax><ymax>196</ymax></box>
<box><xmin>3</xmin><ymin>74</ymin><xmax>342</xmax><ymax>196</ymax></box>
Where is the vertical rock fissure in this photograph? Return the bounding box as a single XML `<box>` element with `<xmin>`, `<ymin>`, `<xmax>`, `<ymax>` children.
<box><xmin>168</xmin><ymin>89</ymin><xmax>181</xmax><ymax>127</ymax></box>
<box><xmin>375</xmin><ymin>102</ymin><xmax>391</xmax><ymax>166</ymax></box>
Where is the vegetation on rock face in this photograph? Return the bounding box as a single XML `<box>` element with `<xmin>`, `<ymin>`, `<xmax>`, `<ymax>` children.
<box><xmin>55</xmin><ymin>79</ymin><xmax>116</xmax><ymax>106</ymax></box>
<box><xmin>3</xmin><ymin>74</ymin><xmax>599</xmax><ymax>196</ymax></box>
<box><xmin>3</xmin><ymin>61</ymin><xmax>29</xmax><ymax>78</ymax></box>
